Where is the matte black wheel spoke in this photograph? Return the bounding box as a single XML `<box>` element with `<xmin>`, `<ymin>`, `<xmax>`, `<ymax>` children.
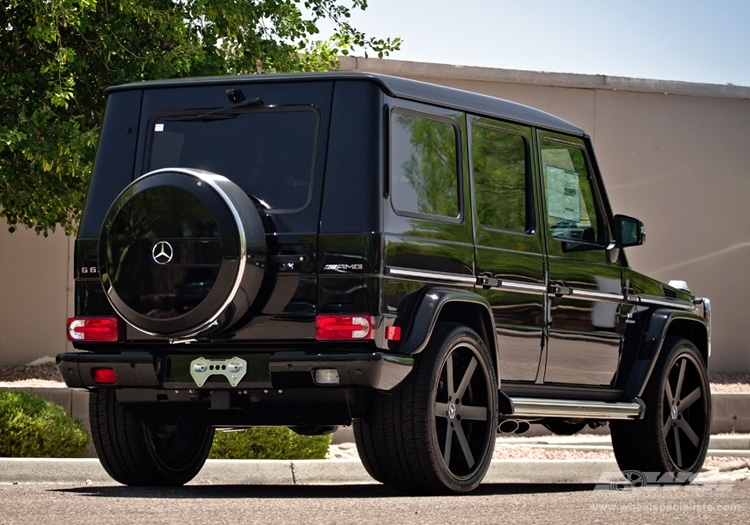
<box><xmin>674</xmin><ymin>359</ymin><xmax>686</xmax><ymax>401</ymax></box>
<box><xmin>664</xmin><ymin>380</ymin><xmax>675</xmax><ymax>406</ymax></box>
<box><xmin>673</xmin><ymin>426</ymin><xmax>683</xmax><ymax>466</ymax></box>
<box><xmin>455</xmin><ymin>355</ymin><xmax>478</xmax><ymax>399</ymax></box>
<box><xmin>679</xmin><ymin>387</ymin><xmax>702</xmax><ymax>413</ymax></box>
<box><xmin>662</xmin><ymin>416</ymin><xmax>673</xmax><ymax>437</ymax></box>
<box><xmin>677</xmin><ymin>418</ymin><xmax>701</xmax><ymax>447</ymax></box>
<box><xmin>454</xmin><ymin>423</ymin><xmax>475</xmax><ymax>469</ymax></box>
<box><xmin>446</xmin><ymin>353</ymin><xmax>455</xmax><ymax>398</ymax></box>
<box><xmin>443</xmin><ymin>421</ymin><xmax>454</xmax><ymax>465</ymax></box>
<box><xmin>458</xmin><ymin>404</ymin><xmax>488</xmax><ymax>421</ymax></box>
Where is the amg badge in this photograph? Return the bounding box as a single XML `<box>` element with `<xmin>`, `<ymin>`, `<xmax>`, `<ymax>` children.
<box><xmin>323</xmin><ymin>263</ymin><xmax>364</xmax><ymax>273</ymax></box>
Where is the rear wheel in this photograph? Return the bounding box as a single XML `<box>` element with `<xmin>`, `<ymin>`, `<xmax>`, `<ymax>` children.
<box><xmin>611</xmin><ymin>337</ymin><xmax>710</xmax><ymax>484</ymax></box>
<box><xmin>355</xmin><ymin>323</ymin><xmax>498</xmax><ymax>494</ymax></box>
<box><xmin>90</xmin><ymin>389</ymin><xmax>214</xmax><ymax>486</ymax></box>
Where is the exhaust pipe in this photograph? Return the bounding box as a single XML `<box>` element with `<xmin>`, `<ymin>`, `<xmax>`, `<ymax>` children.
<box><xmin>516</xmin><ymin>420</ymin><xmax>530</xmax><ymax>434</ymax></box>
<box><xmin>498</xmin><ymin>419</ymin><xmax>519</xmax><ymax>434</ymax></box>
<box><xmin>498</xmin><ymin>419</ymin><xmax>531</xmax><ymax>434</ymax></box>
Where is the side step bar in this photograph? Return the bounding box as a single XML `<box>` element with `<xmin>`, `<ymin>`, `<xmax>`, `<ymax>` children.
<box><xmin>508</xmin><ymin>397</ymin><xmax>645</xmax><ymax>420</ymax></box>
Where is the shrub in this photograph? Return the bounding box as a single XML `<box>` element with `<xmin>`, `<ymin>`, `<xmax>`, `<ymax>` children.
<box><xmin>209</xmin><ymin>427</ymin><xmax>331</xmax><ymax>460</ymax></box>
<box><xmin>0</xmin><ymin>391</ymin><xmax>90</xmax><ymax>458</ymax></box>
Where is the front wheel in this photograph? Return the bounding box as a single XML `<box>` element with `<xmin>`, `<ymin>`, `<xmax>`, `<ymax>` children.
<box><xmin>355</xmin><ymin>323</ymin><xmax>498</xmax><ymax>494</ymax></box>
<box><xmin>90</xmin><ymin>389</ymin><xmax>215</xmax><ymax>486</ymax></box>
<box><xmin>611</xmin><ymin>337</ymin><xmax>710</xmax><ymax>483</ymax></box>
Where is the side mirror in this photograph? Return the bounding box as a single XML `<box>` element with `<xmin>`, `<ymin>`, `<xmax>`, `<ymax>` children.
<box><xmin>614</xmin><ymin>214</ymin><xmax>645</xmax><ymax>247</ymax></box>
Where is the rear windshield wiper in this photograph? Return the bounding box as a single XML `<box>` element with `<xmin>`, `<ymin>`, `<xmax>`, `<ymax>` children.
<box><xmin>167</xmin><ymin>96</ymin><xmax>265</xmax><ymax>122</ymax></box>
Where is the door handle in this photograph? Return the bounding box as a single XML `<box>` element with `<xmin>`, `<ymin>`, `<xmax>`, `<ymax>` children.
<box><xmin>549</xmin><ymin>283</ymin><xmax>572</xmax><ymax>297</ymax></box>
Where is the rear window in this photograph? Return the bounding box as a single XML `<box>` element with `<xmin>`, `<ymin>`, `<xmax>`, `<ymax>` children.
<box><xmin>147</xmin><ymin>107</ymin><xmax>319</xmax><ymax>212</ymax></box>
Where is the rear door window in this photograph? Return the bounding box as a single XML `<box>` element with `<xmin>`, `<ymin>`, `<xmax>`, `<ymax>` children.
<box><xmin>471</xmin><ymin>120</ymin><xmax>532</xmax><ymax>233</ymax></box>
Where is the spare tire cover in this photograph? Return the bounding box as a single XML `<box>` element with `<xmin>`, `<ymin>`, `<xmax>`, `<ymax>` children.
<box><xmin>99</xmin><ymin>168</ymin><xmax>266</xmax><ymax>339</ymax></box>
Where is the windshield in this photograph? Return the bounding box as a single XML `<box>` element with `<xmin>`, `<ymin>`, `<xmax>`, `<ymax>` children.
<box><xmin>147</xmin><ymin>107</ymin><xmax>319</xmax><ymax>212</ymax></box>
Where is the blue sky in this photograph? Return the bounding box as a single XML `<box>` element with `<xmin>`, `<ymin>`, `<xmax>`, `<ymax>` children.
<box><xmin>323</xmin><ymin>0</ymin><xmax>750</xmax><ymax>86</ymax></box>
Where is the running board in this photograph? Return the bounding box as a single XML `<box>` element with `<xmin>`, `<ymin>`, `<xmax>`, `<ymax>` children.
<box><xmin>508</xmin><ymin>397</ymin><xmax>645</xmax><ymax>420</ymax></box>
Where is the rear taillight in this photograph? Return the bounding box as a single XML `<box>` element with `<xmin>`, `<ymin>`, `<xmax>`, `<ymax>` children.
<box><xmin>315</xmin><ymin>315</ymin><xmax>374</xmax><ymax>341</ymax></box>
<box><xmin>67</xmin><ymin>317</ymin><xmax>121</xmax><ymax>342</ymax></box>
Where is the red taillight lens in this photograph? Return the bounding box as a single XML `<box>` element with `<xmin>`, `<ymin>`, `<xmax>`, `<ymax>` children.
<box><xmin>91</xmin><ymin>368</ymin><xmax>117</xmax><ymax>384</ymax></box>
<box><xmin>316</xmin><ymin>315</ymin><xmax>374</xmax><ymax>341</ymax></box>
<box><xmin>67</xmin><ymin>317</ymin><xmax>120</xmax><ymax>342</ymax></box>
<box><xmin>386</xmin><ymin>325</ymin><xmax>402</xmax><ymax>341</ymax></box>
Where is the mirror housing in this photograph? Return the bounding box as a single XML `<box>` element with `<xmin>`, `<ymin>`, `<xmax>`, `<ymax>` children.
<box><xmin>614</xmin><ymin>214</ymin><xmax>645</xmax><ymax>247</ymax></box>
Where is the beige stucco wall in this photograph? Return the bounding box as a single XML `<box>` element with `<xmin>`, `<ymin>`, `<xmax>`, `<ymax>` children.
<box><xmin>0</xmin><ymin>219</ymin><xmax>75</xmax><ymax>366</ymax></box>
<box><xmin>1</xmin><ymin>57</ymin><xmax>748</xmax><ymax>373</ymax></box>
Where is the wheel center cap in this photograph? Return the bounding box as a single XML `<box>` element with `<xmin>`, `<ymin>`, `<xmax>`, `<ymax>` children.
<box><xmin>448</xmin><ymin>402</ymin><xmax>457</xmax><ymax>420</ymax></box>
<box><xmin>670</xmin><ymin>405</ymin><xmax>679</xmax><ymax>420</ymax></box>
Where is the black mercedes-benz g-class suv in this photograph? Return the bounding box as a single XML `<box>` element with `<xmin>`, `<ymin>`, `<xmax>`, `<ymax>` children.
<box><xmin>58</xmin><ymin>72</ymin><xmax>711</xmax><ymax>494</ymax></box>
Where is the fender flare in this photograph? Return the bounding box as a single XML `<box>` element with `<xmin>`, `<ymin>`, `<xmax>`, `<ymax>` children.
<box><xmin>395</xmin><ymin>287</ymin><xmax>497</xmax><ymax>358</ymax></box>
<box><xmin>622</xmin><ymin>308</ymin><xmax>710</xmax><ymax>399</ymax></box>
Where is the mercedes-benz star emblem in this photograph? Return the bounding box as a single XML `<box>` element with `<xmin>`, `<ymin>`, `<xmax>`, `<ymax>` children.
<box><xmin>151</xmin><ymin>240</ymin><xmax>174</xmax><ymax>265</ymax></box>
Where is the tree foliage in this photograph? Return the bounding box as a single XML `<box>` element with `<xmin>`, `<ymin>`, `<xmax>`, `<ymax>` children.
<box><xmin>0</xmin><ymin>0</ymin><xmax>400</xmax><ymax>235</ymax></box>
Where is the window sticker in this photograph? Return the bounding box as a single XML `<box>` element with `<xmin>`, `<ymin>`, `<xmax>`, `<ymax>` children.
<box><xmin>154</xmin><ymin>123</ymin><xmax>164</xmax><ymax>132</ymax></box>
<box><xmin>546</xmin><ymin>166</ymin><xmax>580</xmax><ymax>222</ymax></box>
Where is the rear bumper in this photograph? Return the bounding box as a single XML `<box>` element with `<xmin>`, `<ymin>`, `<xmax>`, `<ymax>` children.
<box><xmin>56</xmin><ymin>350</ymin><xmax>413</xmax><ymax>392</ymax></box>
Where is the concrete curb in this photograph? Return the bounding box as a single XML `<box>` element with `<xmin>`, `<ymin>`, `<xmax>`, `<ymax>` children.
<box><xmin>0</xmin><ymin>458</ymin><xmax>622</xmax><ymax>485</ymax></box>
<box><xmin>2</xmin><ymin>457</ymin><xmax>747</xmax><ymax>486</ymax></box>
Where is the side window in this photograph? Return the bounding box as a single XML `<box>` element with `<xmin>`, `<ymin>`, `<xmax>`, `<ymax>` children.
<box><xmin>390</xmin><ymin>111</ymin><xmax>460</xmax><ymax>220</ymax></box>
<box><xmin>471</xmin><ymin>121</ymin><xmax>530</xmax><ymax>232</ymax></box>
<box><xmin>541</xmin><ymin>139</ymin><xmax>605</xmax><ymax>247</ymax></box>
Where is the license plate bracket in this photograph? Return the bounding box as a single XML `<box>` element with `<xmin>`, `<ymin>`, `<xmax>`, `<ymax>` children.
<box><xmin>190</xmin><ymin>356</ymin><xmax>248</xmax><ymax>387</ymax></box>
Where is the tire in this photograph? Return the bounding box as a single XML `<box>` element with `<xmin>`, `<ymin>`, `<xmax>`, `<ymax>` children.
<box><xmin>90</xmin><ymin>389</ymin><xmax>215</xmax><ymax>486</ymax></box>
<box><xmin>353</xmin><ymin>392</ymin><xmax>401</xmax><ymax>486</ymax></box>
<box><xmin>611</xmin><ymin>337</ymin><xmax>710</xmax><ymax>484</ymax></box>
<box><xmin>355</xmin><ymin>323</ymin><xmax>498</xmax><ymax>494</ymax></box>
<box><xmin>99</xmin><ymin>168</ymin><xmax>267</xmax><ymax>339</ymax></box>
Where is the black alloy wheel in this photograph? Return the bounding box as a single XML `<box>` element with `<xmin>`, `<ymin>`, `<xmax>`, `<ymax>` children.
<box><xmin>355</xmin><ymin>323</ymin><xmax>498</xmax><ymax>494</ymax></box>
<box><xmin>611</xmin><ymin>337</ymin><xmax>710</xmax><ymax>483</ymax></box>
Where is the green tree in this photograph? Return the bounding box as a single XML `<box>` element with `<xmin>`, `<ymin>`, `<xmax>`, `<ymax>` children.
<box><xmin>0</xmin><ymin>0</ymin><xmax>400</xmax><ymax>235</ymax></box>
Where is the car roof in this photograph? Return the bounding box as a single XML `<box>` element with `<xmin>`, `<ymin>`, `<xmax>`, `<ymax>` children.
<box><xmin>107</xmin><ymin>71</ymin><xmax>584</xmax><ymax>135</ymax></box>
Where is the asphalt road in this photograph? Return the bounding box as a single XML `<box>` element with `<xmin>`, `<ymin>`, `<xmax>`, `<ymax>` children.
<box><xmin>0</xmin><ymin>479</ymin><xmax>745</xmax><ymax>525</ymax></box>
